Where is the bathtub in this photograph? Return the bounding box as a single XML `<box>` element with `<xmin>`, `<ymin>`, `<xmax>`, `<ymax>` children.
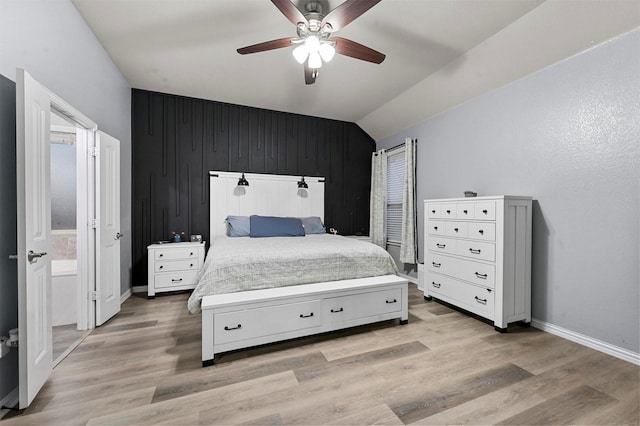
<box><xmin>52</xmin><ymin>259</ymin><xmax>77</xmax><ymax>327</ymax></box>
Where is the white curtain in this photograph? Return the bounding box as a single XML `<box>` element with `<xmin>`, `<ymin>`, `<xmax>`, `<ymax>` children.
<box><xmin>369</xmin><ymin>150</ymin><xmax>387</xmax><ymax>247</ymax></box>
<box><xmin>400</xmin><ymin>138</ymin><xmax>417</xmax><ymax>264</ymax></box>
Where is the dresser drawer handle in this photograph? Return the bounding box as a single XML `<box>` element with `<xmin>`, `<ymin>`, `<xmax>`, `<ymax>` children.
<box><xmin>454</xmin><ymin>228</ymin><xmax>459</xmax><ymax>232</ymax></box>
<box><xmin>300</xmin><ymin>312</ymin><xmax>314</xmax><ymax>318</ymax></box>
<box><xmin>432</xmin><ymin>262</ymin><xmax>441</xmax><ymax>268</ymax></box>
<box><xmin>224</xmin><ymin>324</ymin><xmax>242</xmax><ymax>331</ymax></box>
<box><xmin>436</xmin><ymin>243</ymin><xmax>446</xmax><ymax>249</ymax></box>
<box><xmin>190</xmin><ymin>263</ymin><xmax>194</xmax><ymax>267</ymax></box>
<box><xmin>386</xmin><ymin>299</ymin><xmax>397</xmax><ymax>304</ymax></box>
<box><xmin>474</xmin><ymin>272</ymin><xmax>487</xmax><ymax>279</ymax></box>
<box><xmin>190</xmin><ymin>252</ymin><xmax>194</xmax><ymax>256</ymax></box>
<box><xmin>478</xmin><ymin>230</ymin><xmax>484</xmax><ymax>235</ymax></box>
<box><xmin>171</xmin><ymin>278</ymin><xmax>183</xmax><ymax>283</ymax></box>
<box><xmin>431</xmin><ymin>209</ymin><xmax>436</xmax><ymax>214</ymax></box>
<box><xmin>463</xmin><ymin>210</ymin><xmax>468</xmax><ymax>214</ymax></box>
<box><xmin>330</xmin><ymin>308</ymin><xmax>344</xmax><ymax>313</ymax></box>
<box><xmin>159</xmin><ymin>253</ymin><xmax>164</xmax><ymax>257</ymax></box>
<box><xmin>446</xmin><ymin>210</ymin><xmax>451</xmax><ymax>214</ymax></box>
<box><xmin>469</xmin><ymin>248</ymin><xmax>481</xmax><ymax>254</ymax></box>
<box><xmin>433</xmin><ymin>226</ymin><xmax>438</xmax><ymax>231</ymax></box>
<box><xmin>482</xmin><ymin>209</ymin><xmax>488</xmax><ymax>214</ymax></box>
<box><xmin>431</xmin><ymin>282</ymin><xmax>441</xmax><ymax>288</ymax></box>
<box><xmin>158</xmin><ymin>265</ymin><xmax>163</xmax><ymax>269</ymax></box>
<box><xmin>475</xmin><ymin>296</ymin><xmax>487</xmax><ymax>305</ymax></box>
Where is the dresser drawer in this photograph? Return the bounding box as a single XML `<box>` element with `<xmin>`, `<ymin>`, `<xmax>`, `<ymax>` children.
<box><xmin>456</xmin><ymin>240</ymin><xmax>495</xmax><ymax>262</ymax></box>
<box><xmin>155</xmin><ymin>259</ymin><xmax>200</xmax><ymax>273</ymax></box>
<box><xmin>426</xmin><ymin>203</ymin><xmax>457</xmax><ymax>219</ymax></box>
<box><xmin>445</xmin><ymin>221</ymin><xmax>468</xmax><ymax>238</ymax></box>
<box><xmin>214</xmin><ymin>300</ymin><xmax>322</xmax><ymax>345</ymax></box>
<box><xmin>154</xmin><ymin>271</ymin><xmax>198</xmax><ymax>289</ymax></box>
<box><xmin>428</xmin><ymin>273</ymin><xmax>495</xmax><ymax>318</ymax></box>
<box><xmin>427</xmin><ymin>236</ymin><xmax>456</xmax><ymax>255</ymax></box>
<box><xmin>467</xmin><ymin>222</ymin><xmax>496</xmax><ymax>241</ymax></box>
<box><xmin>456</xmin><ymin>203</ymin><xmax>475</xmax><ymax>219</ymax></box>
<box><xmin>426</xmin><ymin>253</ymin><xmax>495</xmax><ymax>288</ymax></box>
<box><xmin>154</xmin><ymin>247</ymin><xmax>201</xmax><ymax>260</ymax></box>
<box><xmin>427</xmin><ymin>221</ymin><xmax>446</xmax><ymax>236</ymax></box>
<box><xmin>474</xmin><ymin>202</ymin><xmax>496</xmax><ymax>220</ymax></box>
<box><xmin>323</xmin><ymin>288</ymin><xmax>402</xmax><ymax>324</ymax></box>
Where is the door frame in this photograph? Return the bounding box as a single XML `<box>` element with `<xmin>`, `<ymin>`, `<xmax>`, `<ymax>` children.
<box><xmin>48</xmin><ymin>97</ymin><xmax>97</xmax><ymax>332</ymax></box>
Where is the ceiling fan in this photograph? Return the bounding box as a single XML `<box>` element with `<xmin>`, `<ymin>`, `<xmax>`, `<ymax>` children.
<box><xmin>237</xmin><ymin>0</ymin><xmax>386</xmax><ymax>85</ymax></box>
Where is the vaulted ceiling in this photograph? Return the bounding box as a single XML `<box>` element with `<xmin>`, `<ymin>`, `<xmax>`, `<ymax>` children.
<box><xmin>71</xmin><ymin>0</ymin><xmax>640</xmax><ymax>140</ymax></box>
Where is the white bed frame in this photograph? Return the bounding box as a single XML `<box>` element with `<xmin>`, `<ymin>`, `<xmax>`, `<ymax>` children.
<box><xmin>201</xmin><ymin>171</ymin><xmax>408</xmax><ymax>366</ymax></box>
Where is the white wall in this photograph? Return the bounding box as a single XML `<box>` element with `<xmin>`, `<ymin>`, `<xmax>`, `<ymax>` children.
<box><xmin>378</xmin><ymin>28</ymin><xmax>640</xmax><ymax>355</ymax></box>
<box><xmin>0</xmin><ymin>0</ymin><xmax>132</xmax><ymax>402</ymax></box>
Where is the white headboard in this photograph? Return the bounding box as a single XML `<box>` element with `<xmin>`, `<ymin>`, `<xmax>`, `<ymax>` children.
<box><xmin>209</xmin><ymin>171</ymin><xmax>325</xmax><ymax>237</ymax></box>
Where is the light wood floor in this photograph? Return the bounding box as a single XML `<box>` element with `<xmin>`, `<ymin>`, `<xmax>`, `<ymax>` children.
<box><xmin>4</xmin><ymin>284</ymin><xmax>639</xmax><ymax>425</ymax></box>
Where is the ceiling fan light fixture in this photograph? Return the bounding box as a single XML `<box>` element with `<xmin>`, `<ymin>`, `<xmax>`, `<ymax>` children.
<box><xmin>304</xmin><ymin>35</ymin><xmax>320</xmax><ymax>51</ymax></box>
<box><xmin>292</xmin><ymin>45</ymin><xmax>309</xmax><ymax>64</ymax></box>
<box><xmin>308</xmin><ymin>51</ymin><xmax>322</xmax><ymax>69</ymax></box>
<box><xmin>319</xmin><ymin>43</ymin><xmax>335</xmax><ymax>62</ymax></box>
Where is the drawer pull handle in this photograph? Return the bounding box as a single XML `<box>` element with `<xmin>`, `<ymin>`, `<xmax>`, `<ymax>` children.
<box><xmin>386</xmin><ymin>299</ymin><xmax>397</xmax><ymax>304</ymax></box>
<box><xmin>431</xmin><ymin>210</ymin><xmax>436</xmax><ymax>214</ymax></box>
<box><xmin>482</xmin><ymin>209</ymin><xmax>488</xmax><ymax>214</ymax></box>
<box><xmin>446</xmin><ymin>210</ymin><xmax>451</xmax><ymax>214</ymax></box>
<box><xmin>474</xmin><ymin>272</ymin><xmax>487</xmax><ymax>279</ymax></box>
<box><xmin>463</xmin><ymin>210</ymin><xmax>468</xmax><ymax>214</ymax></box>
<box><xmin>432</xmin><ymin>282</ymin><xmax>441</xmax><ymax>288</ymax></box>
<box><xmin>159</xmin><ymin>265</ymin><xmax>163</xmax><ymax>269</ymax></box>
<box><xmin>171</xmin><ymin>278</ymin><xmax>183</xmax><ymax>283</ymax></box>
<box><xmin>436</xmin><ymin>243</ymin><xmax>446</xmax><ymax>249</ymax></box>
<box><xmin>432</xmin><ymin>262</ymin><xmax>441</xmax><ymax>268</ymax></box>
<box><xmin>479</xmin><ymin>230</ymin><xmax>484</xmax><ymax>235</ymax></box>
<box><xmin>475</xmin><ymin>297</ymin><xmax>487</xmax><ymax>305</ymax></box>
<box><xmin>433</xmin><ymin>226</ymin><xmax>438</xmax><ymax>231</ymax></box>
<box><xmin>190</xmin><ymin>263</ymin><xmax>194</xmax><ymax>267</ymax></box>
<box><xmin>224</xmin><ymin>324</ymin><xmax>242</xmax><ymax>331</ymax></box>
<box><xmin>469</xmin><ymin>248</ymin><xmax>481</xmax><ymax>254</ymax></box>
<box><xmin>159</xmin><ymin>253</ymin><xmax>164</xmax><ymax>257</ymax></box>
<box><xmin>454</xmin><ymin>228</ymin><xmax>459</xmax><ymax>232</ymax></box>
<box><xmin>190</xmin><ymin>252</ymin><xmax>194</xmax><ymax>256</ymax></box>
<box><xmin>300</xmin><ymin>313</ymin><xmax>314</xmax><ymax>318</ymax></box>
<box><xmin>330</xmin><ymin>308</ymin><xmax>344</xmax><ymax>313</ymax></box>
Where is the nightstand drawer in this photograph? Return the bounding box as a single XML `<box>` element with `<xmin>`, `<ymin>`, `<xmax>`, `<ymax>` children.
<box><xmin>155</xmin><ymin>247</ymin><xmax>201</xmax><ymax>260</ymax></box>
<box><xmin>155</xmin><ymin>271</ymin><xmax>199</xmax><ymax>289</ymax></box>
<box><xmin>155</xmin><ymin>259</ymin><xmax>200</xmax><ymax>273</ymax></box>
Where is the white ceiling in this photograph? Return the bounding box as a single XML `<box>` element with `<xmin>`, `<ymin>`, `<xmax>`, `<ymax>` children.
<box><xmin>71</xmin><ymin>0</ymin><xmax>640</xmax><ymax>140</ymax></box>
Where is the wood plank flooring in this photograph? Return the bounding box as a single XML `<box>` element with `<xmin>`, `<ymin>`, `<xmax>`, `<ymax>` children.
<box><xmin>3</xmin><ymin>284</ymin><xmax>638</xmax><ymax>425</ymax></box>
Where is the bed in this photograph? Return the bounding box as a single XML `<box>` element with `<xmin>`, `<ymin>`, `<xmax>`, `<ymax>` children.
<box><xmin>196</xmin><ymin>171</ymin><xmax>408</xmax><ymax>366</ymax></box>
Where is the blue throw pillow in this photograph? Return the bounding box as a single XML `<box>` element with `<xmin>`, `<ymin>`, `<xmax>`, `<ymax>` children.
<box><xmin>226</xmin><ymin>215</ymin><xmax>250</xmax><ymax>237</ymax></box>
<box><xmin>250</xmin><ymin>215</ymin><xmax>305</xmax><ymax>238</ymax></box>
<box><xmin>301</xmin><ymin>216</ymin><xmax>326</xmax><ymax>234</ymax></box>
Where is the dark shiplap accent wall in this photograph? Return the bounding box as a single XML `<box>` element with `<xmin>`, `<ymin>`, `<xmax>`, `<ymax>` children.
<box><xmin>132</xmin><ymin>89</ymin><xmax>375</xmax><ymax>284</ymax></box>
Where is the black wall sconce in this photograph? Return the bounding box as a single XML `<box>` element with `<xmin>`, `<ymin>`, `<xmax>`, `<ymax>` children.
<box><xmin>237</xmin><ymin>173</ymin><xmax>249</xmax><ymax>186</ymax></box>
<box><xmin>297</xmin><ymin>176</ymin><xmax>308</xmax><ymax>189</ymax></box>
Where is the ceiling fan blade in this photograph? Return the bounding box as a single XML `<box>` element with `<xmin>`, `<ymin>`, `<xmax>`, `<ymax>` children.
<box><xmin>333</xmin><ymin>37</ymin><xmax>385</xmax><ymax>64</ymax></box>
<box><xmin>304</xmin><ymin>64</ymin><xmax>317</xmax><ymax>85</ymax></box>
<box><xmin>321</xmin><ymin>0</ymin><xmax>381</xmax><ymax>32</ymax></box>
<box><xmin>237</xmin><ymin>37</ymin><xmax>296</xmax><ymax>55</ymax></box>
<box><xmin>271</xmin><ymin>0</ymin><xmax>308</xmax><ymax>27</ymax></box>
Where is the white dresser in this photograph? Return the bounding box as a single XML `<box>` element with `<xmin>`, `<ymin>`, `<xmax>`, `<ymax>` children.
<box><xmin>424</xmin><ymin>196</ymin><xmax>532</xmax><ymax>331</ymax></box>
<box><xmin>147</xmin><ymin>241</ymin><xmax>206</xmax><ymax>298</ymax></box>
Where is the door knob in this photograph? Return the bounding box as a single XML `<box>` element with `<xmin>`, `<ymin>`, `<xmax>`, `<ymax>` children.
<box><xmin>27</xmin><ymin>250</ymin><xmax>47</xmax><ymax>263</ymax></box>
<box><xmin>114</xmin><ymin>232</ymin><xmax>124</xmax><ymax>240</ymax></box>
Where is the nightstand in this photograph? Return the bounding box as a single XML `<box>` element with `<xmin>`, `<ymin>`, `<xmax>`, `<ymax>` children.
<box><xmin>147</xmin><ymin>241</ymin><xmax>206</xmax><ymax>298</ymax></box>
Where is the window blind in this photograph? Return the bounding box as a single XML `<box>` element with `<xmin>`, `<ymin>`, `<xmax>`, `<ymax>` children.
<box><xmin>386</xmin><ymin>149</ymin><xmax>405</xmax><ymax>244</ymax></box>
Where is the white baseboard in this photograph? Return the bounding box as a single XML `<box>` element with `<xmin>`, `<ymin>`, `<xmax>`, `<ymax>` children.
<box><xmin>531</xmin><ymin>318</ymin><xmax>640</xmax><ymax>366</ymax></box>
<box><xmin>132</xmin><ymin>285</ymin><xmax>147</xmax><ymax>294</ymax></box>
<box><xmin>120</xmin><ymin>288</ymin><xmax>132</xmax><ymax>304</ymax></box>
<box><xmin>0</xmin><ymin>386</ymin><xmax>19</xmax><ymax>419</ymax></box>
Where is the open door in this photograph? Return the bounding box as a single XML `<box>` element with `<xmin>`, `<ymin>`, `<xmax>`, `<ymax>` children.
<box><xmin>95</xmin><ymin>131</ymin><xmax>121</xmax><ymax>325</ymax></box>
<box><xmin>16</xmin><ymin>69</ymin><xmax>53</xmax><ymax>409</ymax></box>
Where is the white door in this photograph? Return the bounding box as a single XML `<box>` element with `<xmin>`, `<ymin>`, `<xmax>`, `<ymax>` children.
<box><xmin>16</xmin><ymin>70</ymin><xmax>53</xmax><ymax>409</ymax></box>
<box><xmin>95</xmin><ymin>131</ymin><xmax>121</xmax><ymax>325</ymax></box>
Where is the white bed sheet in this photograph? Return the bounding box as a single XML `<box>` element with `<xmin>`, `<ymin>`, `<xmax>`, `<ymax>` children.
<box><xmin>187</xmin><ymin>234</ymin><xmax>399</xmax><ymax>313</ymax></box>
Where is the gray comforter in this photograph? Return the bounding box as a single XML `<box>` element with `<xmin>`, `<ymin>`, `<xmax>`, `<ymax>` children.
<box><xmin>187</xmin><ymin>234</ymin><xmax>399</xmax><ymax>313</ymax></box>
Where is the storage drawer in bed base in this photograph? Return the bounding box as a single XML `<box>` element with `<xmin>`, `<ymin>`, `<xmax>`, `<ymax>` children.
<box><xmin>200</xmin><ymin>275</ymin><xmax>408</xmax><ymax>366</ymax></box>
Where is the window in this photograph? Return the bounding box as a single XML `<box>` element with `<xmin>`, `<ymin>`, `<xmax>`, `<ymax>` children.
<box><xmin>386</xmin><ymin>148</ymin><xmax>405</xmax><ymax>245</ymax></box>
